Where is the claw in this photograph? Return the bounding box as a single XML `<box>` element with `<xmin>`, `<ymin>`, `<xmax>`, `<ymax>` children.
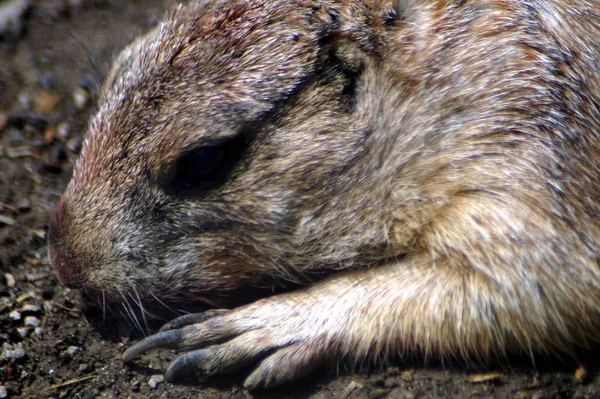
<box><xmin>159</xmin><ymin>309</ymin><xmax>228</xmax><ymax>332</ymax></box>
<box><xmin>244</xmin><ymin>344</ymin><xmax>324</xmax><ymax>390</ymax></box>
<box><xmin>165</xmin><ymin>350</ymin><xmax>210</xmax><ymax>382</ymax></box>
<box><xmin>123</xmin><ymin>329</ymin><xmax>184</xmax><ymax>363</ymax></box>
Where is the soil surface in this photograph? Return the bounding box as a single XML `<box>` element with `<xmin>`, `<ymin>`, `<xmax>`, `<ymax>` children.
<box><xmin>0</xmin><ymin>1</ymin><xmax>599</xmax><ymax>398</ymax></box>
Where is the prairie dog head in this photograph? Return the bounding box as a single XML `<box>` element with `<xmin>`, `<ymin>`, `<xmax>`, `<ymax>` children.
<box><xmin>49</xmin><ymin>0</ymin><xmax>400</xmax><ymax>315</ymax></box>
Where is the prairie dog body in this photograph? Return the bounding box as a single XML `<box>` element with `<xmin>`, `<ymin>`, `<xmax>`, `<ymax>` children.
<box><xmin>50</xmin><ymin>0</ymin><xmax>600</xmax><ymax>390</ymax></box>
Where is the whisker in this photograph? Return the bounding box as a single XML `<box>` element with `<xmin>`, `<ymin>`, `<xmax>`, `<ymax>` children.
<box><xmin>102</xmin><ymin>291</ymin><xmax>107</xmax><ymax>322</ymax></box>
<box><xmin>26</xmin><ymin>190</ymin><xmax>64</xmax><ymax>197</ymax></box>
<box><xmin>129</xmin><ymin>290</ymin><xmax>150</xmax><ymax>336</ymax></box>
<box><xmin>119</xmin><ymin>289</ymin><xmax>143</xmax><ymax>335</ymax></box>
<box><xmin>119</xmin><ymin>309</ymin><xmax>137</xmax><ymax>333</ymax></box>
<box><xmin>29</xmin><ymin>18</ymin><xmax>104</xmax><ymax>87</ymax></box>
<box><xmin>149</xmin><ymin>291</ymin><xmax>183</xmax><ymax>317</ymax></box>
<box><xmin>69</xmin><ymin>28</ymin><xmax>104</xmax><ymax>86</ymax></box>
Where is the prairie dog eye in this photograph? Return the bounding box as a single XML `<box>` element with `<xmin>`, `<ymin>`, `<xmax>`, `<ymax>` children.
<box><xmin>178</xmin><ymin>147</ymin><xmax>225</xmax><ymax>181</ymax></box>
<box><xmin>171</xmin><ymin>137</ymin><xmax>246</xmax><ymax>191</ymax></box>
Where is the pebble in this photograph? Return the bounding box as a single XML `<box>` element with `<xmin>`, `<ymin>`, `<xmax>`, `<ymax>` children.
<box><xmin>340</xmin><ymin>381</ymin><xmax>364</xmax><ymax>399</ymax></box>
<box><xmin>4</xmin><ymin>274</ymin><xmax>15</xmax><ymax>288</ymax></box>
<box><xmin>0</xmin><ymin>215</ymin><xmax>16</xmax><ymax>226</ymax></box>
<box><xmin>575</xmin><ymin>364</ymin><xmax>588</xmax><ymax>383</ymax></box>
<box><xmin>17</xmin><ymin>92</ymin><xmax>31</xmax><ymax>108</ymax></box>
<box><xmin>16</xmin><ymin>328</ymin><xmax>28</xmax><ymax>339</ymax></box>
<box><xmin>78</xmin><ymin>364</ymin><xmax>90</xmax><ymax>373</ymax></box>
<box><xmin>0</xmin><ymin>0</ymin><xmax>30</xmax><ymax>37</ymax></box>
<box><xmin>0</xmin><ymin>385</ymin><xmax>7</xmax><ymax>399</ymax></box>
<box><xmin>2</xmin><ymin>343</ymin><xmax>26</xmax><ymax>361</ymax></box>
<box><xmin>56</xmin><ymin>122</ymin><xmax>70</xmax><ymax>140</ymax></box>
<box><xmin>67</xmin><ymin>137</ymin><xmax>82</xmax><ymax>152</ymax></box>
<box><xmin>5</xmin><ymin>146</ymin><xmax>33</xmax><ymax>159</ymax></box>
<box><xmin>34</xmin><ymin>91</ymin><xmax>61</xmax><ymax>113</ymax></box>
<box><xmin>401</xmin><ymin>370</ymin><xmax>414</xmax><ymax>382</ymax></box>
<box><xmin>8</xmin><ymin>310</ymin><xmax>20</xmax><ymax>321</ymax></box>
<box><xmin>24</xmin><ymin>316</ymin><xmax>40</xmax><ymax>327</ymax></box>
<box><xmin>131</xmin><ymin>379</ymin><xmax>140</xmax><ymax>393</ymax></box>
<box><xmin>66</xmin><ymin>346</ymin><xmax>80</xmax><ymax>357</ymax></box>
<box><xmin>20</xmin><ymin>304</ymin><xmax>41</xmax><ymax>314</ymax></box>
<box><xmin>43</xmin><ymin>301</ymin><xmax>54</xmax><ymax>313</ymax></box>
<box><xmin>148</xmin><ymin>374</ymin><xmax>164</xmax><ymax>389</ymax></box>
<box><xmin>72</xmin><ymin>87</ymin><xmax>91</xmax><ymax>110</ymax></box>
<box><xmin>467</xmin><ymin>372</ymin><xmax>503</xmax><ymax>383</ymax></box>
<box><xmin>16</xmin><ymin>199</ymin><xmax>30</xmax><ymax>212</ymax></box>
<box><xmin>44</xmin><ymin>126</ymin><xmax>56</xmax><ymax>144</ymax></box>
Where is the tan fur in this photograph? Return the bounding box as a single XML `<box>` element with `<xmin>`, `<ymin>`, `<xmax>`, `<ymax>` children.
<box><xmin>49</xmin><ymin>0</ymin><xmax>600</xmax><ymax>389</ymax></box>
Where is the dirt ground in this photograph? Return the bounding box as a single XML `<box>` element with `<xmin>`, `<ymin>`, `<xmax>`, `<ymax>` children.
<box><xmin>0</xmin><ymin>0</ymin><xmax>599</xmax><ymax>398</ymax></box>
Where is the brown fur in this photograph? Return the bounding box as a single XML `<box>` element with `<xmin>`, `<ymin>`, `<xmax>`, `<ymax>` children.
<box><xmin>49</xmin><ymin>0</ymin><xmax>600</xmax><ymax>390</ymax></box>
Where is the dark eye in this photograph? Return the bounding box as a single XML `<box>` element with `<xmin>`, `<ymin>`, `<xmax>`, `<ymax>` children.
<box><xmin>179</xmin><ymin>146</ymin><xmax>225</xmax><ymax>179</ymax></box>
<box><xmin>171</xmin><ymin>137</ymin><xmax>245</xmax><ymax>191</ymax></box>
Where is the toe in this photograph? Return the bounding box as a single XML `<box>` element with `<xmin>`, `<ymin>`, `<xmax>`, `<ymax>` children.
<box><xmin>244</xmin><ymin>343</ymin><xmax>326</xmax><ymax>390</ymax></box>
<box><xmin>166</xmin><ymin>329</ymin><xmax>281</xmax><ymax>381</ymax></box>
<box><xmin>123</xmin><ymin>329</ymin><xmax>184</xmax><ymax>363</ymax></box>
<box><xmin>159</xmin><ymin>310</ymin><xmax>229</xmax><ymax>332</ymax></box>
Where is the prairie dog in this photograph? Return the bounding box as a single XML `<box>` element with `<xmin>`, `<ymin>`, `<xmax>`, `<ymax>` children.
<box><xmin>49</xmin><ymin>0</ymin><xmax>600</xmax><ymax>390</ymax></box>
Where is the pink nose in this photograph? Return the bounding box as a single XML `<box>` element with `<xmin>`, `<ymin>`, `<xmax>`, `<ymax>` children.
<box><xmin>48</xmin><ymin>199</ymin><xmax>84</xmax><ymax>289</ymax></box>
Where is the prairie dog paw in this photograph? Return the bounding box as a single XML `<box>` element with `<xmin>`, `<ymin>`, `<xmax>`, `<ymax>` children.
<box><xmin>123</xmin><ymin>293</ymin><xmax>341</xmax><ymax>389</ymax></box>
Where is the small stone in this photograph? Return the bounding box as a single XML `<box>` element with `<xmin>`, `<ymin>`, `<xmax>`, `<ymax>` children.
<box><xmin>2</xmin><ymin>343</ymin><xmax>26</xmax><ymax>361</ymax></box>
<box><xmin>24</xmin><ymin>316</ymin><xmax>40</xmax><ymax>327</ymax></box>
<box><xmin>17</xmin><ymin>92</ymin><xmax>31</xmax><ymax>108</ymax></box>
<box><xmin>66</xmin><ymin>346</ymin><xmax>80</xmax><ymax>357</ymax></box>
<box><xmin>131</xmin><ymin>379</ymin><xmax>140</xmax><ymax>393</ymax></box>
<box><xmin>34</xmin><ymin>327</ymin><xmax>43</xmax><ymax>335</ymax></box>
<box><xmin>34</xmin><ymin>91</ymin><xmax>61</xmax><ymax>113</ymax></box>
<box><xmin>72</xmin><ymin>87</ymin><xmax>91</xmax><ymax>110</ymax></box>
<box><xmin>4</xmin><ymin>274</ymin><xmax>15</xmax><ymax>288</ymax></box>
<box><xmin>16</xmin><ymin>199</ymin><xmax>31</xmax><ymax>212</ymax></box>
<box><xmin>20</xmin><ymin>304</ymin><xmax>41</xmax><ymax>314</ymax></box>
<box><xmin>78</xmin><ymin>364</ymin><xmax>89</xmax><ymax>373</ymax></box>
<box><xmin>5</xmin><ymin>146</ymin><xmax>33</xmax><ymax>158</ymax></box>
<box><xmin>67</xmin><ymin>137</ymin><xmax>81</xmax><ymax>152</ymax></box>
<box><xmin>148</xmin><ymin>374</ymin><xmax>164</xmax><ymax>389</ymax></box>
<box><xmin>467</xmin><ymin>372</ymin><xmax>503</xmax><ymax>383</ymax></box>
<box><xmin>17</xmin><ymin>327</ymin><xmax>28</xmax><ymax>338</ymax></box>
<box><xmin>56</xmin><ymin>122</ymin><xmax>70</xmax><ymax>140</ymax></box>
<box><xmin>0</xmin><ymin>0</ymin><xmax>31</xmax><ymax>37</ymax></box>
<box><xmin>0</xmin><ymin>215</ymin><xmax>16</xmax><ymax>226</ymax></box>
<box><xmin>8</xmin><ymin>310</ymin><xmax>20</xmax><ymax>321</ymax></box>
<box><xmin>340</xmin><ymin>380</ymin><xmax>363</xmax><ymax>399</ymax></box>
<box><xmin>401</xmin><ymin>370</ymin><xmax>414</xmax><ymax>382</ymax></box>
<box><xmin>44</xmin><ymin>126</ymin><xmax>55</xmax><ymax>144</ymax></box>
<box><xmin>575</xmin><ymin>364</ymin><xmax>588</xmax><ymax>383</ymax></box>
<box><xmin>0</xmin><ymin>385</ymin><xmax>7</xmax><ymax>399</ymax></box>
<box><xmin>43</xmin><ymin>301</ymin><xmax>54</xmax><ymax>312</ymax></box>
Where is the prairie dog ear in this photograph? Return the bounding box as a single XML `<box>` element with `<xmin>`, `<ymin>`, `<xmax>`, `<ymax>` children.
<box><xmin>322</xmin><ymin>2</ymin><xmax>398</xmax><ymax>73</ymax></box>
